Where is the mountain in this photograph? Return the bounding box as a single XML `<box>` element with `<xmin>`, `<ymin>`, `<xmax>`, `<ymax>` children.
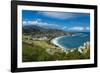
<box><xmin>23</xmin><ymin>25</ymin><xmax>66</xmax><ymax>34</ymax></box>
<box><xmin>22</xmin><ymin>25</ymin><xmax>75</xmax><ymax>38</ymax></box>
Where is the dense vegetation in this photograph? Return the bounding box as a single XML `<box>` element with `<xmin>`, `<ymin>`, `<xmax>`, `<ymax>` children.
<box><xmin>22</xmin><ymin>40</ymin><xmax>90</xmax><ymax>62</ymax></box>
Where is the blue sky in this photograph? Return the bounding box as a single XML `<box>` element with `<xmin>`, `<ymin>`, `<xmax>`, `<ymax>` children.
<box><xmin>22</xmin><ymin>10</ymin><xmax>90</xmax><ymax>32</ymax></box>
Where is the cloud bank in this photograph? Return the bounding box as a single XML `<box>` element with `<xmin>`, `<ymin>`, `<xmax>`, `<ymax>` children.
<box><xmin>38</xmin><ymin>12</ymin><xmax>80</xmax><ymax>19</ymax></box>
<box><xmin>68</xmin><ymin>26</ymin><xmax>90</xmax><ymax>31</ymax></box>
<box><xmin>22</xmin><ymin>19</ymin><xmax>60</xmax><ymax>29</ymax></box>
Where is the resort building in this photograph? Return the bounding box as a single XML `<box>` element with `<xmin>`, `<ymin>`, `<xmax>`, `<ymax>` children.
<box><xmin>32</xmin><ymin>34</ymin><xmax>48</xmax><ymax>40</ymax></box>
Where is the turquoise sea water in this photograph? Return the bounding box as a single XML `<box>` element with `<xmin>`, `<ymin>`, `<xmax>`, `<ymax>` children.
<box><xmin>57</xmin><ymin>32</ymin><xmax>90</xmax><ymax>49</ymax></box>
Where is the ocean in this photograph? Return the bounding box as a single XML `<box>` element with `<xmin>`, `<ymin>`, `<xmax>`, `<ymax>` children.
<box><xmin>57</xmin><ymin>32</ymin><xmax>90</xmax><ymax>49</ymax></box>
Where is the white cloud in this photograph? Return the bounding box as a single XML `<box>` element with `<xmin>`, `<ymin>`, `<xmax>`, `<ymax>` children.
<box><xmin>86</xmin><ymin>27</ymin><xmax>90</xmax><ymax>30</ymax></box>
<box><xmin>22</xmin><ymin>18</ymin><xmax>42</xmax><ymax>25</ymax></box>
<box><xmin>22</xmin><ymin>19</ymin><xmax>60</xmax><ymax>29</ymax></box>
<box><xmin>62</xmin><ymin>26</ymin><xmax>67</xmax><ymax>30</ymax></box>
<box><xmin>68</xmin><ymin>26</ymin><xmax>90</xmax><ymax>31</ymax></box>
<box><xmin>23</xmin><ymin>21</ymin><xmax>27</xmax><ymax>24</ymax></box>
<box><xmin>68</xmin><ymin>26</ymin><xmax>84</xmax><ymax>31</ymax></box>
<box><xmin>38</xmin><ymin>12</ymin><xmax>78</xmax><ymax>19</ymax></box>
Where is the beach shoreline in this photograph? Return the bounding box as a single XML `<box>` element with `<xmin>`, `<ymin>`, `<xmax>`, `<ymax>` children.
<box><xmin>51</xmin><ymin>36</ymin><xmax>67</xmax><ymax>50</ymax></box>
<box><xmin>51</xmin><ymin>35</ymin><xmax>90</xmax><ymax>52</ymax></box>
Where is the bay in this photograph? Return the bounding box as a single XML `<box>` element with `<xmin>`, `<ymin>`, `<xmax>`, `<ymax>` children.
<box><xmin>57</xmin><ymin>32</ymin><xmax>90</xmax><ymax>49</ymax></box>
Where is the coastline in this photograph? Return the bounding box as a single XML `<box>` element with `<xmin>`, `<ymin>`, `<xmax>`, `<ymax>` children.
<box><xmin>51</xmin><ymin>36</ymin><xmax>90</xmax><ymax>53</ymax></box>
<box><xmin>51</xmin><ymin>36</ymin><xmax>67</xmax><ymax>50</ymax></box>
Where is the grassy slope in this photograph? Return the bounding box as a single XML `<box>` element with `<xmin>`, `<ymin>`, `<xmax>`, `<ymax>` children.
<box><xmin>22</xmin><ymin>40</ymin><xmax>90</xmax><ymax>62</ymax></box>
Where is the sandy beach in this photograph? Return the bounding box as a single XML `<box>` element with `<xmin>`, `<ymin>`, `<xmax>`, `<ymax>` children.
<box><xmin>51</xmin><ymin>36</ymin><xmax>67</xmax><ymax>49</ymax></box>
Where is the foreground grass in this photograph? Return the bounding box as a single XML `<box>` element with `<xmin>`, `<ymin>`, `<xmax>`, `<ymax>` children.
<box><xmin>22</xmin><ymin>40</ymin><xmax>90</xmax><ymax>62</ymax></box>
